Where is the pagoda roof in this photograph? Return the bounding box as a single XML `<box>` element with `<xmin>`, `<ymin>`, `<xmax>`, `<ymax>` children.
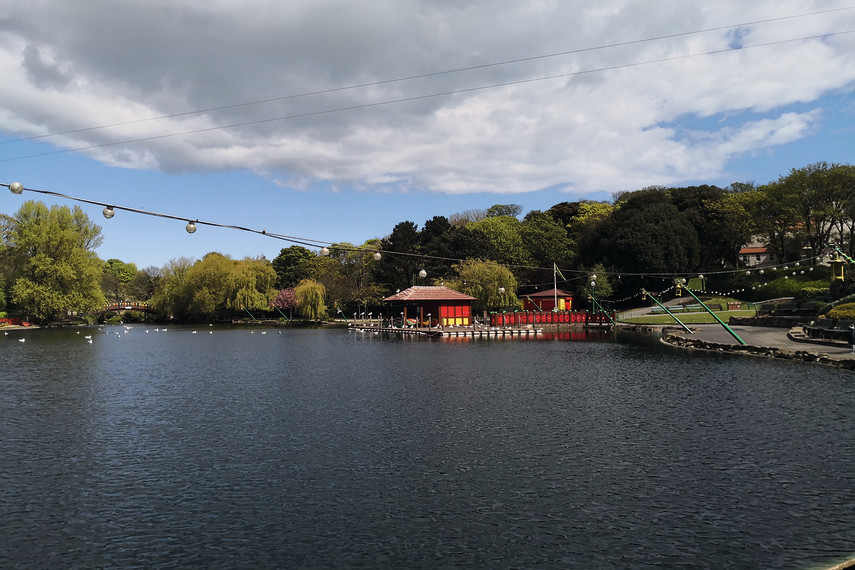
<box><xmin>524</xmin><ymin>288</ymin><xmax>573</xmax><ymax>298</ymax></box>
<box><xmin>383</xmin><ymin>286</ymin><xmax>476</xmax><ymax>302</ymax></box>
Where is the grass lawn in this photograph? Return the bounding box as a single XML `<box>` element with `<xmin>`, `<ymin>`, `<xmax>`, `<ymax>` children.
<box><xmin>619</xmin><ymin>309</ymin><xmax>756</xmax><ymax>325</ymax></box>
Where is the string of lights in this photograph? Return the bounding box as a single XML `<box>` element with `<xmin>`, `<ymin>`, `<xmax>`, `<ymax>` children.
<box><xmin>3</xmin><ymin>180</ymin><xmax>843</xmax><ymax>304</ymax></box>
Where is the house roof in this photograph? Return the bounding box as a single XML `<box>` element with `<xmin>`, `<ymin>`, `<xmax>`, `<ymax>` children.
<box><xmin>383</xmin><ymin>286</ymin><xmax>476</xmax><ymax>303</ymax></box>
<box><xmin>740</xmin><ymin>247</ymin><xmax>773</xmax><ymax>254</ymax></box>
<box><xmin>524</xmin><ymin>288</ymin><xmax>574</xmax><ymax>299</ymax></box>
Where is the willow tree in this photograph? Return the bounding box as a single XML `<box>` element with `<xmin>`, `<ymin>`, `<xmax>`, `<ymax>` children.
<box><xmin>228</xmin><ymin>257</ymin><xmax>277</xmax><ymax>314</ymax></box>
<box><xmin>6</xmin><ymin>201</ymin><xmax>106</xmax><ymax>323</ymax></box>
<box><xmin>294</xmin><ymin>279</ymin><xmax>327</xmax><ymax>321</ymax></box>
<box><xmin>447</xmin><ymin>260</ymin><xmax>520</xmax><ymax>313</ymax></box>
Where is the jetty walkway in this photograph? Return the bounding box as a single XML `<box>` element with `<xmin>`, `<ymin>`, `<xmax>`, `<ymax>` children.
<box><xmin>348</xmin><ymin>323</ymin><xmax>546</xmax><ymax>338</ymax></box>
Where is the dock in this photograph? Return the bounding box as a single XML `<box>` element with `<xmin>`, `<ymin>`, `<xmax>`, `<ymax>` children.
<box><xmin>348</xmin><ymin>323</ymin><xmax>543</xmax><ymax>338</ymax></box>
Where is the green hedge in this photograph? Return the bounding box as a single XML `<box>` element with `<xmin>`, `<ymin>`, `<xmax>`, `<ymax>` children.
<box><xmin>826</xmin><ymin>302</ymin><xmax>855</xmax><ymax>320</ymax></box>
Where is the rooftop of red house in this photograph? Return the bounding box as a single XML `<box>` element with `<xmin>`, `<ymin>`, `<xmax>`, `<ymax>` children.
<box><xmin>383</xmin><ymin>286</ymin><xmax>476</xmax><ymax>302</ymax></box>
<box><xmin>524</xmin><ymin>288</ymin><xmax>573</xmax><ymax>298</ymax></box>
<box><xmin>739</xmin><ymin>246</ymin><xmax>773</xmax><ymax>254</ymax></box>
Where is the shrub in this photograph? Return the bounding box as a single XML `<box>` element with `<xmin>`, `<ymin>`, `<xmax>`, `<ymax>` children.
<box><xmin>799</xmin><ymin>286</ymin><xmax>828</xmax><ymax>299</ymax></box>
<box><xmin>826</xmin><ymin>302</ymin><xmax>855</xmax><ymax>320</ymax></box>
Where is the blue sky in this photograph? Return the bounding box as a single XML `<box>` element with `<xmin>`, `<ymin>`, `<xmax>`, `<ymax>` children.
<box><xmin>2</xmin><ymin>1</ymin><xmax>854</xmax><ymax>268</ymax></box>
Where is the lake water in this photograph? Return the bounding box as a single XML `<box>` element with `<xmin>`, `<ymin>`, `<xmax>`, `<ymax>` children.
<box><xmin>2</xmin><ymin>325</ymin><xmax>854</xmax><ymax>568</ymax></box>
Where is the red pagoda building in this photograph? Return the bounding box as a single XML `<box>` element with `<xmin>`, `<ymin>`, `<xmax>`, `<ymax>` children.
<box><xmin>383</xmin><ymin>286</ymin><xmax>476</xmax><ymax>327</ymax></box>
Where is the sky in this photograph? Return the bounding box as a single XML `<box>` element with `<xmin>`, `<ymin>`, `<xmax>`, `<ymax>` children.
<box><xmin>1</xmin><ymin>1</ymin><xmax>854</xmax><ymax>269</ymax></box>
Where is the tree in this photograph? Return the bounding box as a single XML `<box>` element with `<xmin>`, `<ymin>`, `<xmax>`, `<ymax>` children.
<box><xmin>447</xmin><ymin>260</ymin><xmax>520</xmax><ymax>313</ymax></box>
<box><xmin>581</xmin><ymin>189</ymin><xmax>700</xmax><ymax>275</ymax></box>
<box><xmin>700</xmin><ymin>191</ymin><xmax>755</xmax><ymax>267</ymax></box>
<box><xmin>767</xmin><ymin>162</ymin><xmax>848</xmax><ymax>259</ymax></box>
<box><xmin>129</xmin><ymin>265</ymin><xmax>163</xmax><ymax>302</ymax></box>
<box><xmin>150</xmin><ymin>257</ymin><xmax>195</xmax><ymax>321</ymax></box>
<box><xmin>520</xmin><ymin>210</ymin><xmax>573</xmax><ymax>282</ymax></box>
<box><xmin>374</xmin><ymin>221</ymin><xmax>421</xmax><ymax>291</ymax></box>
<box><xmin>228</xmin><ymin>257</ymin><xmax>277</xmax><ymax>314</ymax></box>
<box><xmin>468</xmin><ymin>215</ymin><xmax>531</xmax><ymax>275</ymax></box>
<box><xmin>183</xmin><ymin>252</ymin><xmax>234</xmax><ymax>320</ymax></box>
<box><xmin>272</xmin><ymin>245</ymin><xmax>316</xmax><ymax>289</ymax></box>
<box><xmin>102</xmin><ymin>258</ymin><xmax>138</xmax><ymax>303</ymax></box>
<box><xmin>270</xmin><ymin>288</ymin><xmax>297</xmax><ymax>318</ymax></box>
<box><xmin>486</xmin><ymin>204</ymin><xmax>523</xmax><ymax>218</ymax></box>
<box><xmin>295</xmin><ymin>279</ymin><xmax>327</xmax><ymax>321</ymax></box>
<box><xmin>6</xmin><ymin>201</ymin><xmax>106</xmax><ymax>324</ymax></box>
<box><xmin>325</xmin><ymin>240</ymin><xmax>385</xmax><ymax>313</ymax></box>
<box><xmin>448</xmin><ymin>208</ymin><xmax>487</xmax><ymax>227</ymax></box>
<box><xmin>549</xmin><ymin>200</ymin><xmax>613</xmax><ymax>250</ymax></box>
<box><xmin>576</xmin><ymin>263</ymin><xmax>614</xmax><ymax>304</ymax></box>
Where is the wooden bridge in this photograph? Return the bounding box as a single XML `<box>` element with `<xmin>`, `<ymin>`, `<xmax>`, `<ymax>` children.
<box><xmin>92</xmin><ymin>302</ymin><xmax>157</xmax><ymax>316</ymax></box>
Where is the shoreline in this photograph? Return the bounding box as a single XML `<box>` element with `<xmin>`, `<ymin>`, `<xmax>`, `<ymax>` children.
<box><xmin>656</xmin><ymin>323</ymin><xmax>855</xmax><ymax>370</ymax></box>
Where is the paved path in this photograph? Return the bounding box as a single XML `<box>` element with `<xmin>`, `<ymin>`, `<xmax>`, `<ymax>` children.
<box><xmin>664</xmin><ymin>323</ymin><xmax>855</xmax><ymax>362</ymax></box>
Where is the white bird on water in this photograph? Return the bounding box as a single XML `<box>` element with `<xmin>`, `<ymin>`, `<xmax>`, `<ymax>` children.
<box><xmin>84</xmin><ymin>335</ymin><xmax>92</xmax><ymax>340</ymax></box>
<box><xmin>18</xmin><ymin>338</ymin><xmax>25</xmax><ymax>343</ymax></box>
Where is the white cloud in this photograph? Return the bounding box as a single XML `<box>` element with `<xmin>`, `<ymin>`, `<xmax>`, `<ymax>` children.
<box><xmin>1</xmin><ymin>0</ymin><xmax>854</xmax><ymax>194</ymax></box>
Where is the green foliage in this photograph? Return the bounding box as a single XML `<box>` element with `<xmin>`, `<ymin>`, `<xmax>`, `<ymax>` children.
<box><xmin>184</xmin><ymin>252</ymin><xmax>233</xmax><ymax>318</ymax></box>
<box><xmin>295</xmin><ymin>279</ymin><xmax>327</xmax><ymax>321</ymax></box>
<box><xmin>102</xmin><ymin>258</ymin><xmax>138</xmax><ymax>303</ymax></box>
<box><xmin>374</xmin><ymin>221</ymin><xmax>422</xmax><ymax>291</ymax></box>
<box><xmin>520</xmin><ymin>210</ymin><xmax>572</xmax><ymax>282</ymax></box>
<box><xmin>7</xmin><ymin>201</ymin><xmax>106</xmax><ymax>324</ymax></box>
<box><xmin>755</xmin><ymin>277</ymin><xmax>827</xmax><ymax>300</ymax></box>
<box><xmin>150</xmin><ymin>257</ymin><xmax>194</xmax><ymax>320</ymax></box>
<box><xmin>129</xmin><ymin>265</ymin><xmax>162</xmax><ymax>302</ymax></box>
<box><xmin>468</xmin><ymin>216</ymin><xmax>531</xmax><ymax>273</ymax></box>
<box><xmin>447</xmin><ymin>260</ymin><xmax>520</xmax><ymax>313</ymax></box>
<box><xmin>826</xmin><ymin>302</ymin><xmax>855</xmax><ymax>320</ymax></box>
<box><xmin>152</xmin><ymin>253</ymin><xmax>277</xmax><ymax>321</ymax></box>
<box><xmin>485</xmin><ymin>204</ymin><xmax>523</xmax><ymax>218</ymax></box>
<box><xmin>272</xmin><ymin>245</ymin><xmax>317</xmax><ymax>289</ymax></box>
<box><xmin>228</xmin><ymin>257</ymin><xmax>278</xmax><ymax>312</ymax></box>
<box><xmin>582</xmin><ymin>189</ymin><xmax>700</xmax><ymax>274</ymax></box>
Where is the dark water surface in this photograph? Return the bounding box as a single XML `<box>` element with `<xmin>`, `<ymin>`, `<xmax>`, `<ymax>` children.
<box><xmin>2</xmin><ymin>325</ymin><xmax>854</xmax><ymax>568</ymax></box>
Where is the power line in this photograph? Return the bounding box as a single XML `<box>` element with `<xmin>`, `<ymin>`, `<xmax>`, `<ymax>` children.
<box><xmin>0</xmin><ymin>24</ymin><xmax>855</xmax><ymax>162</ymax></box>
<box><xmin>2</xmin><ymin>6</ymin><xmax>851</xmax><ymax>147</ymax></box>
<box><xmin>3</xmin><ymin>181</ymin><xmax>829</xmax><ymax>286</ymax></box>
<box><xmin>0</xmin><ymin>6</ymin><xmax>850</xmax><ymax>149</ymax></box>
<box><xmin>2</xmin><ymin>28</ymin><xmax>853</xmax><ymax>164</ymax></box>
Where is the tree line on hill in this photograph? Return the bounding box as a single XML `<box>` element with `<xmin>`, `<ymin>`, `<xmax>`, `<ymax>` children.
<box><xmin>2</xmin><ymin>161</ymin><xmax>854</xmax><ymax>324</ymax></box>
